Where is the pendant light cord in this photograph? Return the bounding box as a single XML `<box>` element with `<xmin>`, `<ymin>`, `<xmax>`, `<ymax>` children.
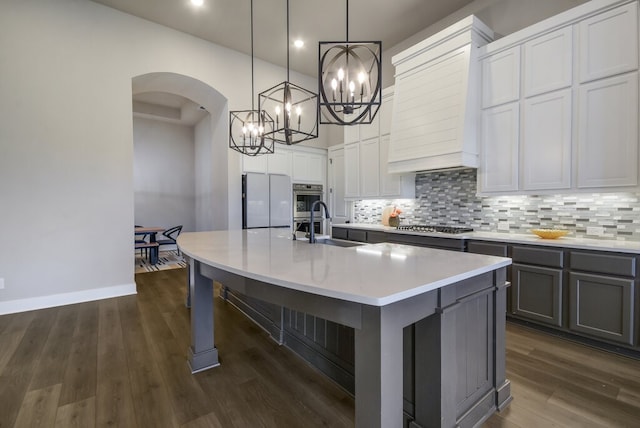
<box><xmin>286</xmin><ymin>0</ymin><xmax>290</xmax><ymax>81</ymax></box>
<box><xmin>250</xmin><ymin>0</ymin><xmax>255</xmax><ymax>111</ymax></box>
<box><xmin>346</xmin><ymin>0</ymin><xmax>349</xmax><ymax>41</ymax></box>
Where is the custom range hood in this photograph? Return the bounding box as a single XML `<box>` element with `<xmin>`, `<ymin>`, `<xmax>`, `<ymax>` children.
<box><xmin>388</xmin><ymin>16</ymin><xmax>494</xmax><ymax>174</ymax></box>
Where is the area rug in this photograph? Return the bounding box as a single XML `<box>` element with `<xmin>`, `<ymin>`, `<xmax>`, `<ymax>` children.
<box><xmin>135</xmin><ymin>250</ymin><xmax>187</xmax><ymax>274</ymax></box>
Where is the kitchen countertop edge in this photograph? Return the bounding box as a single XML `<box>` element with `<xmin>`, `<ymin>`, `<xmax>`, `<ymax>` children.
<box><xmin>331</xmin><ymin>223</ymin><xmax>640</xmax><ymax>254</ymax></box>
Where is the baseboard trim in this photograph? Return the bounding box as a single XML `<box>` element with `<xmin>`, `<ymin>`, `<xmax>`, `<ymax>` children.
<box><xmin>0</xmin><ymin>283</ymin><xmax>137</xmax><ymax>315</ymax></box>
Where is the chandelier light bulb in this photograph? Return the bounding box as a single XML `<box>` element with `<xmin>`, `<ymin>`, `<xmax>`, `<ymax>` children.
<box><xmin>285</xmin><ymin>102</ymin><xmax>291</xmax><ymax>113</ymax></box>
<box><xmin>242</xmin><ymin>126</ymin><xmax>247</xmax><ymax>134</ymax></box>
<box><xmin>348</xmin><ymin>81</ymin><xmax>355</xmax><ymax>93</ymax></box>
<box><xmin>358</xmin><ymin>72</ymin><xmax>366</xmax><ymax>84</ymax></box>
<box><xmin>331</xmin><ymin>79</ymin><xmax>338</xmax><ymax>90</ymax></box>
<box><xmin>296</xmin><ymin>106</ymin><xmax>302</xmax><ymax>116</ymax></box>
<box><xmin>337</xmin><ymin>68</ymin><xmax>345</xmax><ymax>81</ymax></box>
<box><xmin>275</xmin><ymin>105</ymin><xmax>281</xmax><ymax>115</ymax></box>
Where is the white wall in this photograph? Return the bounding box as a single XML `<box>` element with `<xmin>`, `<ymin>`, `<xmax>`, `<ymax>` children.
<box><xmin>133</xmin><ymin>117</ymin><xmax>196</xmax><ymax>232</ymax></box>
<box><xmin>0</xmin><ymin>0</ymin><xmax>324</xmax><ymax>313</ymax></box>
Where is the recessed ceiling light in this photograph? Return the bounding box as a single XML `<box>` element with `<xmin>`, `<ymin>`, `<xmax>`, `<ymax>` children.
<box><xmin>294</xmin><ymin>39</ymin><xmax>304</xmax><ymax>48</ymax></box>
<box><xmin>191</xmin><ymin>0</ymin><xmax>204</xmax><ymax>6</ymax></box>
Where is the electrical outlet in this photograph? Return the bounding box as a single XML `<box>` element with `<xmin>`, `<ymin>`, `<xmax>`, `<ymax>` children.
<box><xmin>497</xmin><ymin>222</ymin><xmax>510</xmax><ymax>231</ymax></box>
<box><xmin>0</xmin><ymin>278</ymin><xmax>4</xmax><ymax>290</ymax></box>
<box><xmin>587</xmin><ymin>226</ymin><xmax>604</xmax><ymax>236</ymax></box>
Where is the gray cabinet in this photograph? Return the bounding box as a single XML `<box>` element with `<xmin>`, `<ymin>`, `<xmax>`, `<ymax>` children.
<box><xmin>569</xmin><ymin>251</ymin><xmax>637</xmax><ymax>346</ymax></box>
<box><xmin>512</xmin><ymin>264</ymin><xmax>563</xmax><ymax>327</ymax></box>
<box><xmin>569</xmin><ymin>273</ymin><xmax>634</xmax><ymax>345</ymax></box>
<box><xmin>468</xmin><ymin>241</ymin><xmax>508</xmax><ymax>257</ymax></box>
<box><xmin>331</xmin><ymin>226</ymin><xmax>366</xmax><ymax>242</ymax></box>
<box><xmin>510</xmin><ymin>246</ymin><xmax>564</xmax><ymax>327</ymax></box>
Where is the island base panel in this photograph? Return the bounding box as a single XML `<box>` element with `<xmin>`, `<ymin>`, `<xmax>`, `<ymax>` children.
<box><xmin>188</xmin><ymin>258</ymin><xmax>220</xmax><ymax>372</ymax></box>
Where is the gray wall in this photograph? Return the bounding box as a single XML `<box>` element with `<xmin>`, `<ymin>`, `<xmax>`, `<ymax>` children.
<box><xmin>133</xmin><ymin>117</ymin><xmax>196</xmax><ymax>233</ymax></box>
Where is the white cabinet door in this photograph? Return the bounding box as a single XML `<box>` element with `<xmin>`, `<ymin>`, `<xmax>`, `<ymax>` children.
<box><xmin>344</xmin><ymin>118</ymin><xmax>360</xmax><ymax>144</ymax></box>
<box><xmin>522</xmin><ymin>89</ymin><xmax>572</xmax><ymax>191</ymax></box>
<box><xmin>242</xmin><ymin>154</ymin><xmax>268</xmax><ymax>173</ymax></box>
<box><xmin>577</xmin><ymin>73</ymin><xmax>638</xmax><ymax>188</ymax></box>
<box><xmin>579</xmin><ymin>2</ymin><xmax>639</xmax><ymax>83</ymax></box>
<box><xmin>307</xmin><ymin>153</ymin><xmax>325</xmax><ymax>183</ymax></box>
<box><xmin>344</xmin><ymin>143</ymin><xmax>360</xmax><ymax>198</ymax></box>
<box><xmin>482</xmin><ymin>46</ymin><xmax>521</xmax><ymax>108</ymax></box>
<box><xmin>524</xmin><ymin>26</ymin><xmax>572</xmax><ymax>97</ymax></box>
<box><xmin>328</xmin><ymin>147</ymin><xmax>349</xmax><ymax>222</ymax></box>
<box><xmin>379</xmin><ymin>91</ymin><xmax>393</xmax><ymax>136</ymax></box>
<box><xmin>292</xmin><ymin>152</ymin><xmax>326</xmax><ymax>184</ymax></box>
<box><xmin>267</xmin><ymin>149</ymin><xmax>292</xmax><ymax>176</ymax></box>
<box><xmin>359</xmin><ymin>113</ymin><xmax>380</xmax><ymax>141</ymax></box>
<box><xmin>479</xmin><ymin>102</ymin><xmax>520</xmax><ymax>193</ymax></box>
<box><xmin>359</xmin><ymin>138</ymin><xmax>380</xmax><ymax>197</ymax></box>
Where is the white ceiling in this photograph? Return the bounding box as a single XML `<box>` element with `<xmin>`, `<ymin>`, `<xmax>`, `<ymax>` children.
<box><xmin>90</xmin><ymin>0</ymin><xmax>476</xmax><ymax>78</ymax></box>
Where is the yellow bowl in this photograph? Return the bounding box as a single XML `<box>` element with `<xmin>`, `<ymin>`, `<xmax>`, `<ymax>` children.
<box><xmin>531</xmin><ymin>229</ymin><xmax>569</xmax><ymax>239</ymax></box>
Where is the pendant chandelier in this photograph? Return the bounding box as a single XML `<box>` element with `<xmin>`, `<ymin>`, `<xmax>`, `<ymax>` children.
<box><xmin>259</xmin><ymin>0</ymin><xmax>318</xmax><ymax>145</ymax></box>
<box><xmin>318</xmin><ymin>0</ymin><xmax>382</xmax><ymax>125</ymax></box>
<box><xmin>229</xmin><ymin>0</ymin><xmax>275</xmax><ymax>156</ymax></box>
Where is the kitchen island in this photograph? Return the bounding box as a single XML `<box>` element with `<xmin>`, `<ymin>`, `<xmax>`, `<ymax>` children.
<box><xmin>177</xmin><ymin>229</ymin><xmax>512</xmax><ymax>428</ymax></box>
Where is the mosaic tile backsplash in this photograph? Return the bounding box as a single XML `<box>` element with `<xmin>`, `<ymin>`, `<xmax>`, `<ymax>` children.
<box><xmin>352</xmin><ymin>168</ymin><xmax>640</xmax><ymax>241</ymax></box>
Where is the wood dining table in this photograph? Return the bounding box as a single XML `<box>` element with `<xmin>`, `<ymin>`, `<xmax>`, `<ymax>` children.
<box><xmin>135</xmin><ymin>226</ymin><xmax>164</xmax><ymax>264</ymax></box>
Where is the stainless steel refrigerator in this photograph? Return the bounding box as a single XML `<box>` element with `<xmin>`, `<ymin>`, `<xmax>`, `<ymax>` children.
<box><xmin>242</xmin><ymin>173</ymin><xmax>292</xmax><ymax>229</ymax></box>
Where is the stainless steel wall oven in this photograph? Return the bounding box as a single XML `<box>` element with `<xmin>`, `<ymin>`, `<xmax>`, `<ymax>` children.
<box><xmin>293</xmin><ymin>183</ymin><xmax>324</xmax><ymax>235</ymax></box>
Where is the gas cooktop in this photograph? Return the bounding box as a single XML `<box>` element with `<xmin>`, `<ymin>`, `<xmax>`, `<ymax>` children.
<box><xmin>396</xmin><ymin>225</ymin><xmax>474</xmax><ymax>234</ymax></box>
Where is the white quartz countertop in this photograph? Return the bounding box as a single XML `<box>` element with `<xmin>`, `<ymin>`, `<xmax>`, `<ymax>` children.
<box><xmin>332</xmin><ymin>223</ymin><xmax>640</xmax><ymax>254</ymax></box>
<box><xmin>177</xmin><ymin>229</ymin><xmax>511</xmax><ymax>306</ymax></box>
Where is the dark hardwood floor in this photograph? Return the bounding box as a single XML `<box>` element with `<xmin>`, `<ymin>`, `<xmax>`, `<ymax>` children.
<box><xmin>0</xmin><ymin>268</ymin><xmax>639</xmax><ymax>427</ymax></box>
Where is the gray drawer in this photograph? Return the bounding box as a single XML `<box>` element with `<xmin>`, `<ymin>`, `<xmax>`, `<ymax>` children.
<box><xmin>570</xmin><ymin>252</ymin><xmax>636</xmax><ymax>277</ymax></box>
<box><xmin>348</xmin><ymin>229</ymin><xmax>367</xmax><ymax>243</ymax></box>
<box><xmin>332</xmin><ymin>227</ymin><xmax>348</xmax><ymax>240</ymax></box>
<box><xmin>468</xmin><ymin>241</ymin><xmax>508</xmax><ymax>257</ymax></box>
<box><xmin>512</xmin><ymin>246</ymin><xmax>564</xmax><ymax>268</ymax></box>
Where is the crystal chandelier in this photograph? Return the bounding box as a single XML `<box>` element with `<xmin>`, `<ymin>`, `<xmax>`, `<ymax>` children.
<box><xmin>318</xmin><ymin>0</ymin><xmax>382</xmax><ymax>125</ymax></box>
<box><xmin>259</xmin><ymin>0</ymin><xmax>318</xmax><ymax>145</ymax></box>
<box><xmin>229</xmin><ymin>0</ymin><xmax>275</xmax><ymax>156</ymax></box>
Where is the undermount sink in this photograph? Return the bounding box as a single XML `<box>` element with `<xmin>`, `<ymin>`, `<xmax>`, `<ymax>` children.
<box><xmin>315</xmin><ymin>238</ymin><xmax>363</xmax><ymax>248</ymax></box>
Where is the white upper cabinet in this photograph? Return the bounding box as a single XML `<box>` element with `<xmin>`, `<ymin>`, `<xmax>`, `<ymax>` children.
<box><xmin>379</xmin><ymin>135</ymin><xmax>415</xmax><ymax>198</ymax></box>
<box><xmin>579</xmin><ymin>2</ymin><xmax>639</xmax><ymax>83</ymax></box>
<box><xmin>340</xmin><ymin>87</ymin><xmax>415</xmax><ymax>200</ymax></box>
<box><xmin>242</xmin><ymin>154</ymin><xmax>268</xmax><ymax>174</ymax></box>
<box><xmin>292</xmin><ymin>151</ymin><xmax>325</xmax><ymax>184</ymax></box>
<box><xmin>328</xmin><ymin>146</ymin><xmax>349</xmax><ymax>223</ymax></box>
<box><xmin>522</xmin><ymin>89</ymin><xmax>572</xmax><ymax>190</ymax></box>
<box><xmin>359</xmin><ymin>111</ymin><xmax>380</xmax><ymax>141</ymax></box>
<box><xmin>267</xmin><ymin>149</ymin><xmax>292</xmax><ymax>176</ymax></box>
<box><xmin>379</xmin><ymin>91</ymin><xmax>393</xmax><ymax>136</ymax></box>
<box><xmin>482</xmin><ymin>46</ymin><xmax>521</xmax><ymax>108</ymax></box>
<box><xmin>577</xmin><ymin>73</ymin><xmax>639</xmax><ymax>188</ymax></box>
<box><xmin>359</xmin><ymin>138</ymin><xmax>380</xmax><ymax>197</ymax></box>
<box><xmin>242</xmin><ymin>145</ymin><xmax>327</xmax><ymax>185</ymax></box>
<box><xmin>524</xmin><ymin>27</ymin><xmax>573</xmax><ymax>97</ymax></box>
<box><xmin>344</xmin><ymin>114</ymin><xmax>360</xmax><ymax>144</ymax></box>
<box><xmin>344</xmin><ymin>143</ymin><xmax>360</xmax><ymax>198</ymax></box>
<box><xmin>479</xmin><ymin>103</ymin><xmax>520</xmax><ymax>193</ymax></box>
<box><xmin>478</xmin><ymin>0</ymin><xmax>640</xmax><ymax>195</ymax></box>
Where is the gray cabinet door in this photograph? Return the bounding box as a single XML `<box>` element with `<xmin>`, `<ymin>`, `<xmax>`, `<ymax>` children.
<box><xmin>569</xmin><ymin>273</ymin><xmax>635</xmax><ymax>345</ymax></box>
<box><xmin>511</xmin><ymin>264</ymin><xmax>563</xmax><ymax>327</ymax></box>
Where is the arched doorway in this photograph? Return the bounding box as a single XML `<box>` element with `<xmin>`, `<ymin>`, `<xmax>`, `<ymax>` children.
<box><xmin>131</xmin><ymin>72</ymin><xmax>230</xmax><ymax>233</ymax></box>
